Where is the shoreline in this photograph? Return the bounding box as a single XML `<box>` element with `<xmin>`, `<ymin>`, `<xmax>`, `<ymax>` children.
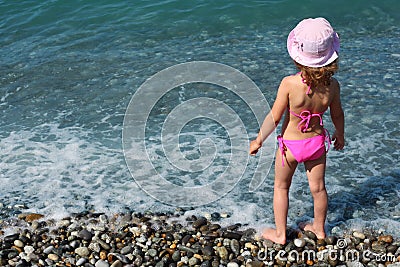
<box><xmin>1</xmin><ymin>211</ymin><xmax>399</xmax><ymax>267</ymax></box>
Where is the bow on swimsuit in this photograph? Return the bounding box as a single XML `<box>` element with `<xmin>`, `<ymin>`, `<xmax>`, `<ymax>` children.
<box><xmin>277</xmin><ymin>74</ymin><xmax>331</xmax><ymax>166</ymax></box>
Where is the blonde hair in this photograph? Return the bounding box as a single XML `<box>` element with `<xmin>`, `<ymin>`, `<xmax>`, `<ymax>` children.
<box><xmin>294</xmin><ymin>59</ymin><xmax>339</xmax><ymax>87</ymax></box>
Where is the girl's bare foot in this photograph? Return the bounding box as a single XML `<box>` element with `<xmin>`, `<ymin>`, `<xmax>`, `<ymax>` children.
<box><xmin>261</xmin><ymin>228</ymin><xmax>286</xmax><ymax>245</ymax></box>
<box><xmin>300</xmin><ymin>222</ymin><xmax>326</xmax><ymax>239</ymax></box>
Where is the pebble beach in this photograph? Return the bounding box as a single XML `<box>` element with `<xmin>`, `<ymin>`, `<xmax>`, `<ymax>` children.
<box><xmin>1</xmin><ymin>211</ymin><xmax>399</xmax><ymax>267</ymax></box>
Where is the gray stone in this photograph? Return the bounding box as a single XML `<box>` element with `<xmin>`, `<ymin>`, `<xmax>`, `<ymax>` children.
<box><xmin>76</xmin><ymin>258</ymin><xmax>86</xmax><ymax>266</ymax></box>
<box><xmin>230</xmin><ymin>239</ymin><xmax>240</xmax><ymax>255</ymax></box>
<box><xmin>147</xmin><ymin>248</ymin><xmax>157</xmax><ymax>258</ymax></box>
<box><xmin>245</xmin><ymin>260</ymin><xmax>264</xmax><ymax>267</ymax></box>
<box><xmin>45</xmin><ymin>258</ymin><xmax>54</xmax><ymax>265</ymax></box>
<box><xmin>192</xmin><ymin>217</ymin><xmax>207</xmax><ymax>229</ymax></box>
<box><xmin>120</xmin><ymin>245</ymin><xmax>132</xmax><ymax>255</ymax></box>
<box><xmin>75</xmin><ymin>247</ymin><xmax>90</xmax><ymax>257</ymax></box>
<box><xmin>70</xmin><ymin>240</ymin><xmax>80</xmax><ymax>249</ymax></box>
<box><xmin>89</xmin><ymin>242</ymin><xmax>101</xmax><ymax>253</ymax></box>
<box><xmin>13</xmin><ymin>240</ymin><xmax>24</xmax><ymax>248</ymax></box>
<box><xmin>202</xmin><ymin>245</ymin><xmax>214</xmax><ymax>256</ymax></box>
<box><xmin>188</xmin><ymin>256</ymin><xmax>199</xmax><ymax>266</ymax></box>
<box><xmin>346</xmin><ymin>261</ymin><xmax>364</xmax><ymax>267</ymax></box>
<box><xmin>227</xmin><ymin>262</ymin><xmax>239</xmax><ymax>267</ymax></box>
<box><xmin>304</xmin><ymin>230</ymin><xmax>317</xmax><ymax>240</ymax></box>
<box><xmin>371</xmin><ymin>241</ymin><xmax>387</xmax><ymax>253</ymax></box>
<box><xmin>31</xmin><ymin>221</ymin><xmax>39</xmax><ymax>230</ymax></box>
<box><xmin>134</xmin><ymin>255</ymin><xmax>143</xmax><ymax>266</ymax></box>
<box><xmin>216</xmin><ymin>246</ymin><xmax>228</xmax><ymax>260</ymax></box>
<box><xmin>172</xmin><ymin>251</ymin><xmax>181</xmax><ymax>262</ymax></box>
<box><xmin>294</xmin><ymin>238</ymin><xmax>306</xmax><ymax>248</ymax></box>
<box><xmin>263</xmin><ymin>239</ymin><xmax>274</xmax><ymax>248</ymax></box>
<box><xmin>24</xmin><ymin>246</ymin><xmax>35</xmax><ymax>254</ymax></box>
<box><xmin>96</xmin><ymin>238</ymin><xmax>111</xmax><ymax>250</ymax></box>
<box><xmin>48</xmin><ymin>254</ymin><xmax>59</xmax><ymax>261</ymax></box>
<box><xmin>136</xmin><ymin>235</ymin><xmax>147</xmax><ymax>243</ymax></box>
<box><xmin>353</xmin><ymin>231</ymin><xmax>366</xmax><ymax>240</ymax></box>
<box><xmin>4</xmin><ymin>234</ymin><xmax>19</xmax><ymax>243</ymax></box>
<box><xmin>43</xmin><ymin>245</ymin><xmax>54</xmax><ymax>254</ymax></box>
<box><xmin>325</xmin><ymin>236</ymin><xmax>337</xmax><ymax>245</ymax></box>
<box><xmin>79</xmin><ymin>229</ymin><xmax>93</xmax><ymax>241</ymax></box>
<box><xmin>95</xmin><ymin>259</ymin><xmax>110</xmax><ymax>267</ymax></box>
<box><xmin>110</xmin><ymin>260</ymin><xmax>123</xmax><ymax>267</ymax></box>
<box><xmin>109</xmin><ymin>253</ymin><xmax>129</xmax><ymax>264</ymax></box>
<box><xmin>211</xmin><ymin>259</ymin><xmax>220</xmax><ymax>267</ymax></box>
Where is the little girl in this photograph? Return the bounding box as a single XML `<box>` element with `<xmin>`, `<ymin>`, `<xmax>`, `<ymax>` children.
<box><xmin>249</xmin><ymin>17</ymin><xmax>345</xmax><ymax>244</ymax></box>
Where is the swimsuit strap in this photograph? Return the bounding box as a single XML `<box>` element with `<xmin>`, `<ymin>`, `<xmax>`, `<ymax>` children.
<box><xmin>297</xmin><ymin>72</ymin><xmax>312</xmax><ymax>95</ymax></box>
<box><xmin>277</xmin><ymin>135</ymin><xmax>286</xmax><ymax>167</ymax></box>
<box><xmin>289</xmin><ymin>109</ymin><xmax>324</xmax><ymax>133</ymax></box>
<box><xmin>324</xmin><ymin>129</ymin><xmax>331</xmax><ymax>152</ymax></box>
<box><xmin>302</xmin><ymin>77</ymin><xmax>312</xmax><ymax>95</ymax></box>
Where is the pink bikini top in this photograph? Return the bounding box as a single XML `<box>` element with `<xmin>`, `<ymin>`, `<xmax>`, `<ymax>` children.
<box><xmin>289</xmin><ymin>109</ymin><xmax>324</xmax><ymax>133</ymax></box>
<box><xmin>289</xmin><ymin>72</ymin><xmax>325</xmax><ymax>133</ymax></box>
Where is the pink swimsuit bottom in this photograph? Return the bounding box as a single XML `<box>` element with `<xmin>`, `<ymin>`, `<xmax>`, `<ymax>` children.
<box><xmin>277</xmin><ymin>130</ymin><xmax>330</xmax><ymax>166</ymax></box>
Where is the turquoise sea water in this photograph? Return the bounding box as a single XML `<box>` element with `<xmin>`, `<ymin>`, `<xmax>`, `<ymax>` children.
<box><xmin>0</xmin><ymin>1</ymin><xmax>399</xmax><ymax>236</ymax></box>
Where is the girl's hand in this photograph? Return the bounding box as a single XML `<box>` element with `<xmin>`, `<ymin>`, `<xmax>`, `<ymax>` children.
<box><xmin>249</xmin><ymin>139</ymin><xmax>262</xmax><ymax>155</ymax></box>
<box><xmin>332</xmin><ymin>131</ymin><xmax>345</xmax><ymax>150</ymax></box>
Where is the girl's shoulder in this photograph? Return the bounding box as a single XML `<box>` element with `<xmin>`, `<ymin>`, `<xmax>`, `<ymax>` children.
<box><xmin>279</xmin><ymin>74</ymin><xmax>304</xmax><ymax>95</ymax></box>
<box><xmin>329</xmin><ymin>77</ymin><xmax>340</xmax><ymax>94</ymax></box>
<box><xmin>330</xmin><ymin>77</ymin><xmax>339</xmax><ymax>86</ymax></box>
<box><xmin>281</xmin><ymin>73</ymin><xmax>301</xmax><ymax>87</ymax></box>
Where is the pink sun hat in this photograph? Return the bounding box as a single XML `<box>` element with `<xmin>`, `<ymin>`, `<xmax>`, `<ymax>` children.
<box><xmin>287</xmin><ymin>17</ymin><xmax>340</xmax><ymax>68</ymax></box>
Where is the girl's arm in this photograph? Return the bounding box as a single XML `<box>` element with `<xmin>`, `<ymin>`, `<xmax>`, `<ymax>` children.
<box><xmin>329</xmin><ymin>81</ymin><xmax>345</xmax><ymax>150</ymax></box>
<box><xmin>249</xmin><ymin>77</ymin><xmax>290</xmax><ymax>155</ymax></box>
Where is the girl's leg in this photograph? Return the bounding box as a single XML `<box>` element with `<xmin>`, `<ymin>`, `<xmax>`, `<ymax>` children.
<box><xmin>263</xmin><ymin>149</ymin><xmax>298</xmax><ymax>244</ymax></box>
<box><xmin>303</xmin><ymin>154</ymin><xmax>327</xmax><ymax>239</ymax></box>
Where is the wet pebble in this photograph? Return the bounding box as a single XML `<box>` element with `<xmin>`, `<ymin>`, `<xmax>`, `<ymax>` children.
<box><xmin>89</xmin><ymin>241</ymin><xmax>101</xmax><ymax>253</ymax></box>
<box><xmin>202</xmin><ymin>245</ymin><xmax>214</xmax><ymax>256</ymax></box>
<box><xmin>13</xmin><ymin>240</ymin><xmax>24</xmax><ymax>248</ymax></box>
<box><xmin>216</xmin><ymin>246</ymin><xmax>228</xmax><ymax>261</ymax></box>
<box><xmin>165</xmin><ymin>232</ymin><xmax>174</xmax><ymax>241</ymax></box>
<box><xmin>79</xmin><ymin>229</ymin><xmax>93</xmax><ymax>241</ymax></box>
<box><xmin>47</xmin><ymin>253</ymin><xmax>59</xmax><ymax>261</ymax></box>
<box><xmin>230</xmin><ymin>239</ymin><xmax>240</xmax><ymax>255</ymax></box>
<box><xmin>76</xmin><ymin>257</ymin><xmax>86</xmax><ymax>266</ymax></box>
<box><xmin>4</xmin><ymin>234</ymin><xmax>19</xmax><ymax>243</ymax></box>
<box><xmin>353</xmin><ymin>231</ymin><xmax>366</xmax><ymax>240</ymax></box>
<box><xmin>96</xmin><ymin>238</ymin><xmax>111</xmax><ymax>250</ymax></box>
<box><xmin>95</xmin><ymin>259</ymin><xmax>110</xmax><ymax>267</ymax></box>
<box><xmin>171</xmin><ymin>250</ymin><xmax>181</xmax><ymax>261</ymax></box>
<box><xmin>378</xmin><ymin>235</ymin><xmax>393</xmax><ymax>243</ymax></box>
<box><xmin>325</xmin><ymin>236</ymin><xmax>337</xmax><ymax>245</ymax></box>
<box><xmin>211</xmin><ymin>212</ymin><xmax>221</xmax><ymax>221</ymax></box>
<box><xmin>75</xmin><ymin>246</ymin><xmax>90</xmax><ymax>257</ymax></box>
<box><xmin>304</xmin><ymin>230</ymin><xmax>317</xmax><ymax>240</ymax></box>
<box><xmin>43</xmin><ymin>245</ymin><xmax>54</xmax><ymax>254</ymax></box>
<box><xmin>188</xmin><ymin>256</ymin><xmax>199</xmax><ymax>266</ymax></box>
<box><xmin>110</xmin><ymin>260</ymin><xmax>123</xmax><ymax>267</ymax></box>
<box><xmin>120</xmin><ymin>245</ymin><xmax>132</xmax><ymax>255</ymax></box>
<box><xmin>148</xmin><ymin>248</ymin><xmax>158</xmax><ymax>257</ymax></box>
<box><xmin>294</xmin><ymin>238</ymin><xmax>306</xmax><ymax>248</ymax></box>
<box><xmin>192</xmin><ymin>217</ymin><xmax>207</xmax><ymax>229</ymax></box>
<box><xmin>23</xmin><ymin>245</ymin><xmax>34</xmax><ymax>254</ymax></box>
<box><xmin>227</xmin><ymin>262</ymin><xmax>239</xmax><ymax>267</ymax></box>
